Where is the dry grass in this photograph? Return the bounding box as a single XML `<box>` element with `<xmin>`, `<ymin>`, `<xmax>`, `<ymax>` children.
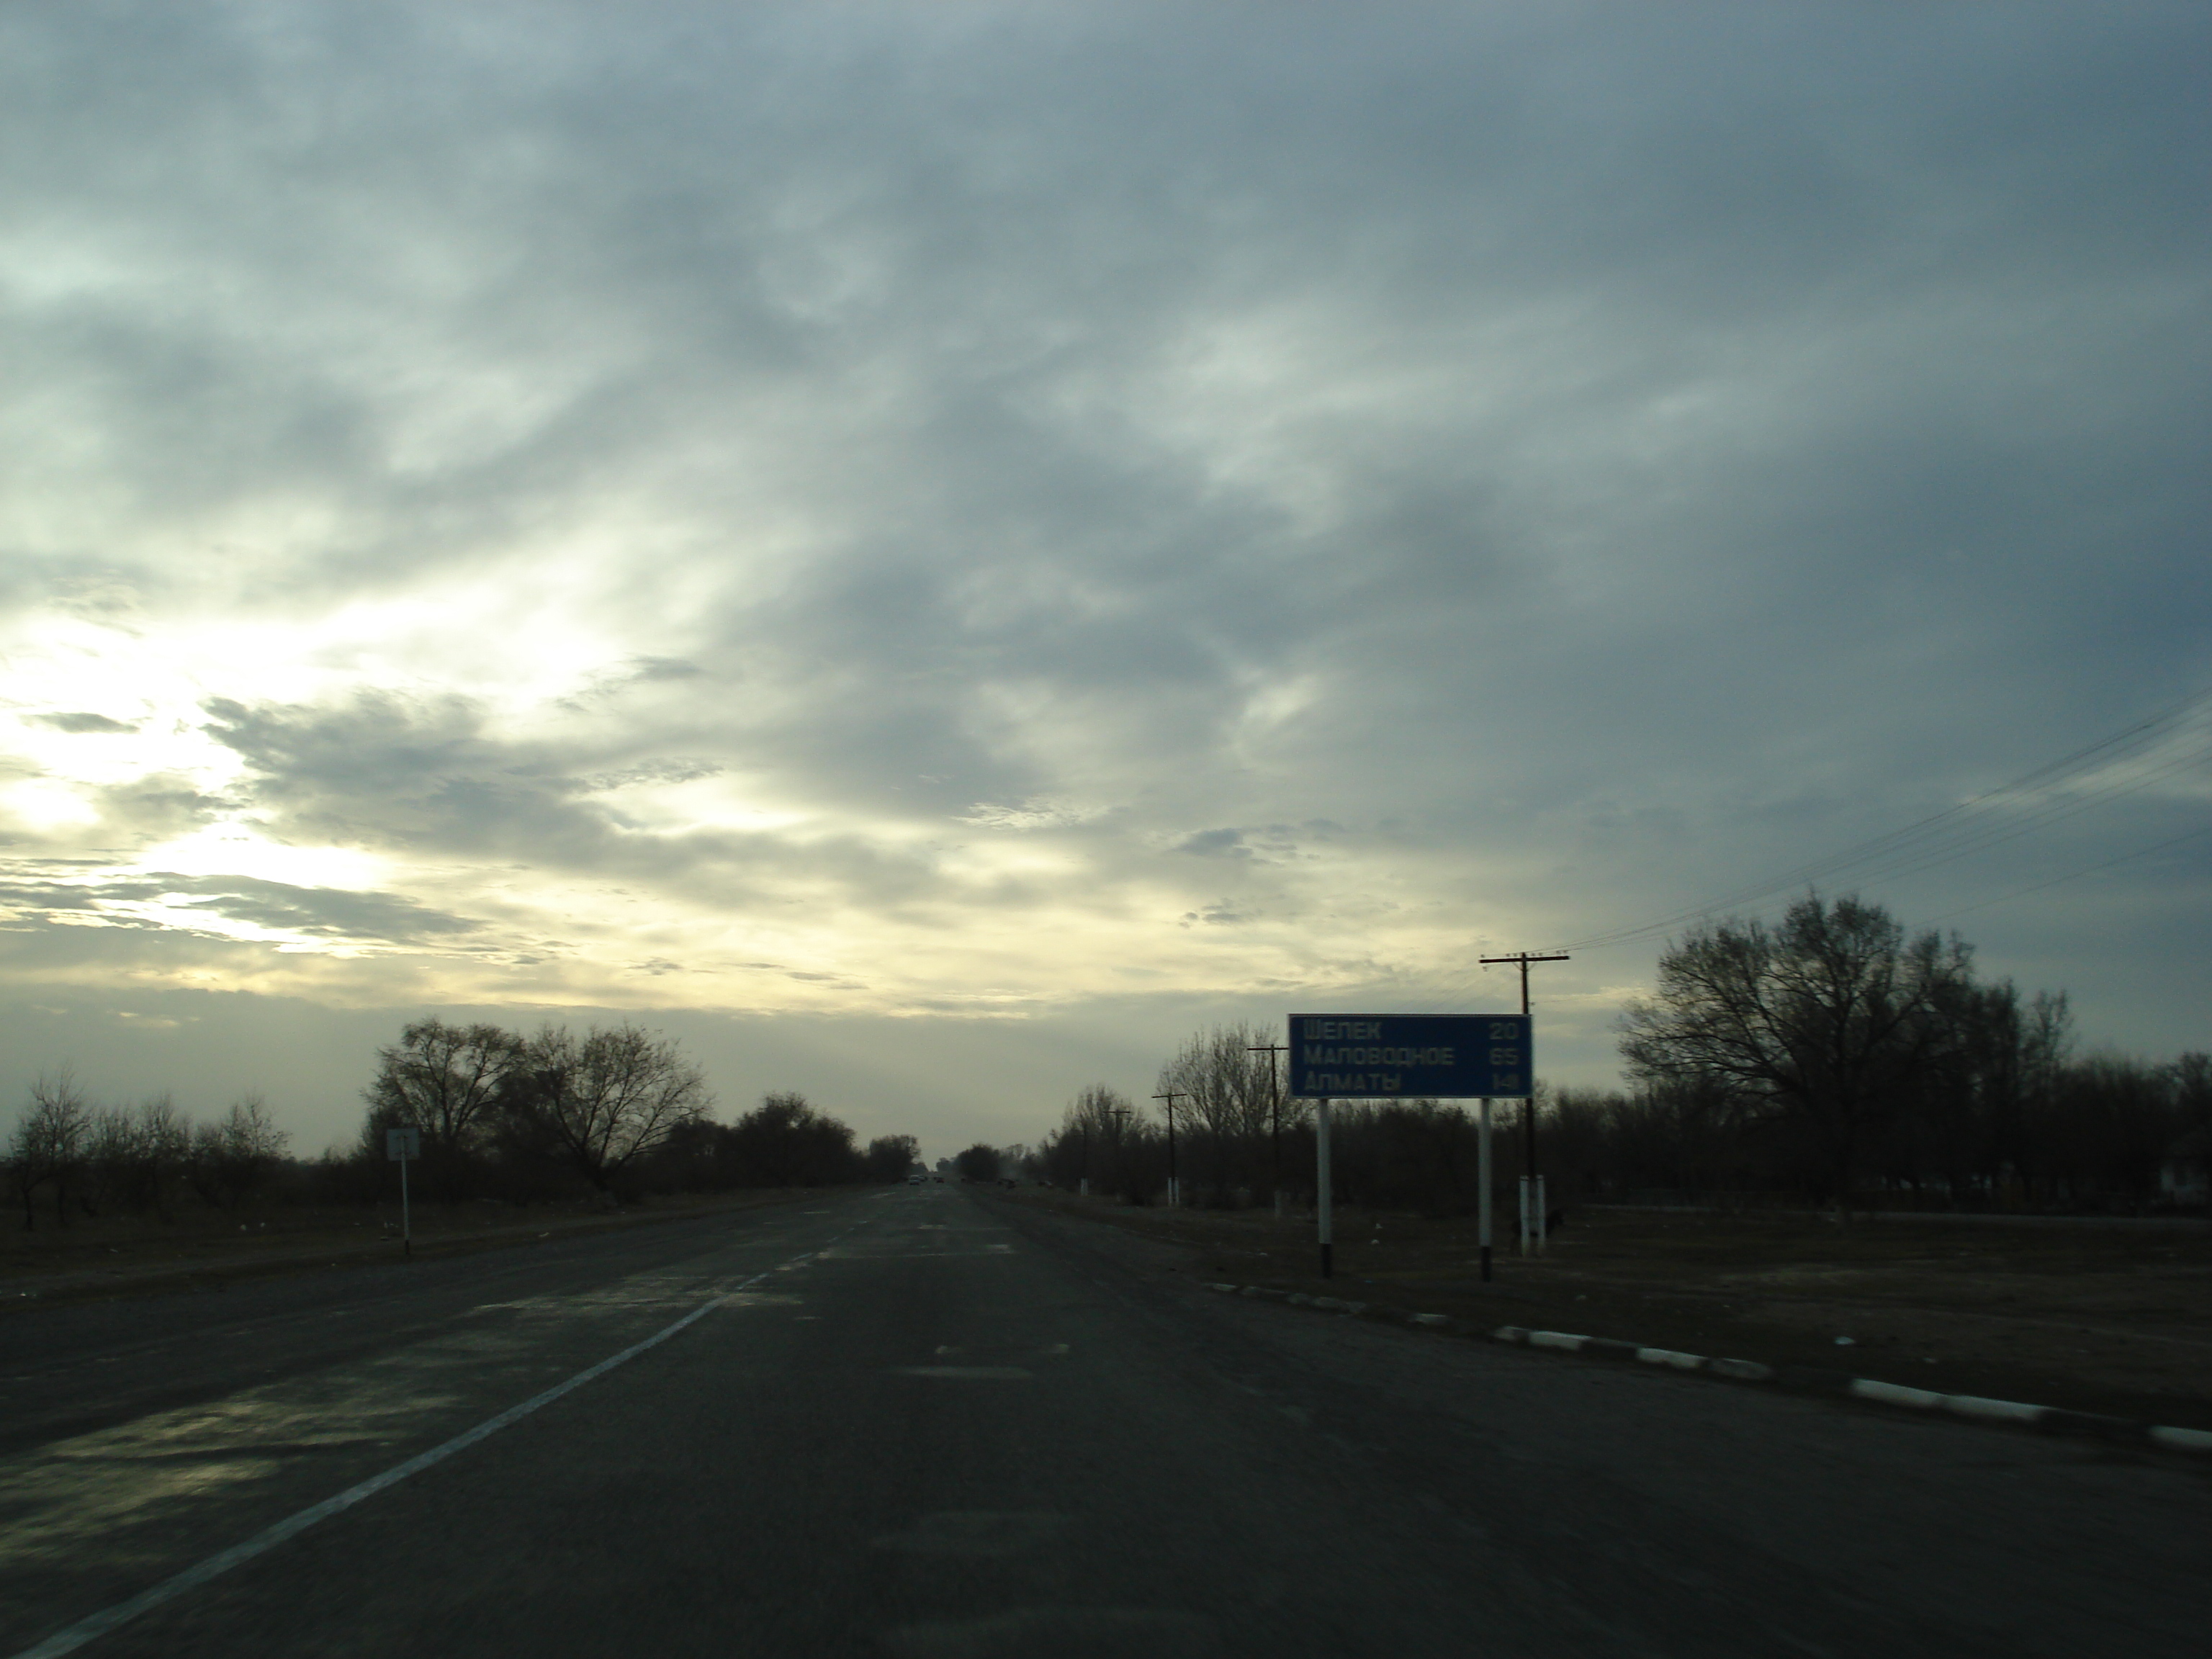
<box><xmin>1002</xmin><ymin>1188</ymin><xmax>2212</xmax><ymax>1429</ymax></box>
<box><xmin>0</xmin><ymin>1187</ymin><xmax>824</xmax><ymax>1309</ymax></box>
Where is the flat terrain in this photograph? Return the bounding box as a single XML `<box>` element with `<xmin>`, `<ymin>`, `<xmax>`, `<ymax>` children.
<box><xmin>2</xmin><ymin>1184</ymin><xmax>2207</xmax><ymax>1657</ymax></box>
<box><xmin>1007</xmin><ymin>1190</ymin><xmax>2212</xmax><ymax>1429</ymax></box>
<box><xmin>0</xmin><ymin>1190</ymin><xmax>818</xmax><ymax>1306</ymax></box>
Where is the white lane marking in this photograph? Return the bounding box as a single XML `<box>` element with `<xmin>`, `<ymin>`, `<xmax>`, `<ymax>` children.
<box><xmin>10</xmin><ymin>1240</ymin><xmax>835</xmax><ymax>1659</ymax></box>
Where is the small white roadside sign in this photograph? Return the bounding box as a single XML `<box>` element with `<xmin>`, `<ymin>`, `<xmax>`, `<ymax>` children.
<box><xmin>385</xmin><ymin>1125</ymin><xmax>420</xmax><ymax>1254</ymax></box>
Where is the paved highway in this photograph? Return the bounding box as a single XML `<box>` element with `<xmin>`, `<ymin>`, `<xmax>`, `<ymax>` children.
<box><xmin>2</xmin><ymin>1183</ymin><xmax>2206</xmax><ymax>1656</ymax></box>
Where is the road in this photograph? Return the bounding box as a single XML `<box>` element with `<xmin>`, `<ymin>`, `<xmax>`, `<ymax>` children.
<box><xmin>1</xmin><ymin>1183</ymin><xmax>2206</xmax><ymax>1657</ymax></box>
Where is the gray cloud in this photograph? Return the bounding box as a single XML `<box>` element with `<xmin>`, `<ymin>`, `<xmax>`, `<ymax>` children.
<box><xmin>192</xmin><ymin>689</ymin><xmax>1067</xmax><ymax>920</ymax></box>
<box><xmin>1</xmin><ymin>2</ymin><xmax>2206</xmax><ymax>1107</ymax></box>
<box><xmin>0</xmin><ymin>867</ymin><xmax>482</xmax><ymax>945</ymax></box>
<box><xmin>30</xmin><ymin>712</ymin><xmax>138</xmax><ymax>734</ymax></box>
<box><xmin>1174</xmin><ymin>830</ymin><xmax>1248</xmax><ymax>860</ymax></box>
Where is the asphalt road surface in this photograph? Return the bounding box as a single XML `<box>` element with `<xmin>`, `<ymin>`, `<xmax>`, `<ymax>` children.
<box><xmin>2</xmin><ymin>1184</ymin><xmax>2206</xmax><ymax>1657</ymax></box>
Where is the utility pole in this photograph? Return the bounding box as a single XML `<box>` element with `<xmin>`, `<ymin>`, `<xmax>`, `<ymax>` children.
<box><xmin>1480</xmin><ymin>950</ymin><xmax>1570</xmax><ymax>1255</ymax></box>
<box><xmin>1247</xmin><ymin>1041</ymin><xmax>1287</xmax><ymax>1184</ymax></box>
<box><xmin>1151</xmin><ymin>1091</ymin><xmax>1185</xmax><ymax>1208</ymax></box>
<box><xmin>1098</xmin><ymin>1102</ymin><xmax>1131</xmax><ymax>1197</ymax></box>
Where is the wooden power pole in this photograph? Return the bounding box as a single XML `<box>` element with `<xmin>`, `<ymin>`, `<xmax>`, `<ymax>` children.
<box><xmin>1479</xmin><ymin>951</ymin><xmax>1570</xmax><ymax>1231</ymax></box>
<box><xmin>1247</xmin><ymin>1041</ymin><xmax>1287</xmax><ymax>1182</ymax></box>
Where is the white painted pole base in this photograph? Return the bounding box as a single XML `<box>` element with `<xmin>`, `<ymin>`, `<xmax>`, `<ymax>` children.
<box><xmin>1316</xmin><ymin>1099</ymin><xmax>1335</xmax><ymax>1280</ymax></box>
<box><xmin>1478</xmin><ymin>1098</ymin><xmax>1493</xmax><ymax>1282</ymax></box>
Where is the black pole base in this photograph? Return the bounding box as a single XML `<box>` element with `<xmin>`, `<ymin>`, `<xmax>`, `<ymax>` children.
<box><xmin>1479</xmin><ymin>1244</ymin><xmax>1491</xmax><ymax>1283</ymax></box>
<box><xmin>1320</xmin><ymin>1241</ymin><xmax>1333</xmax><ymax>1280</ymax></box>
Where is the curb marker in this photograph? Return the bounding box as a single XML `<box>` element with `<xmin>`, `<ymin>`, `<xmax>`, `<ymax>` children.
<box><xmin>1202</xmin><ymin>1282</ymin><xmax>2210</xmax><ymax>1457</ymax></box>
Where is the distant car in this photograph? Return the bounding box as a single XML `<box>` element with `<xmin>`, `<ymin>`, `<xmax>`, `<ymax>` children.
<box><xmin>906</xmin><ymin>1173</ymin><xmax>924</xmax><ymax>1184</ymax></box>
<box><xmin>933</xmin><ymin>1176</ymin><xmax>944</xmax><ymax>1183</ymax></box>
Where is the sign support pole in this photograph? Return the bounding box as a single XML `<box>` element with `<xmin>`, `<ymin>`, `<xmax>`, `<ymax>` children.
<box><xmin>1316</xmin><ymin>1098</ymin><xmax>1334</xmax><ymax>1280</ymax></box>
<box><xmin>1479</xmin><ymin>1098</ymin><xmax>1493</xmax><ymax>1282</ymax></box>
<box><xmin>386</xmin><ymin>1125</ymin><xmax>420</xmax><ymax>1259</ymax></box>
<box><xmin>1285</xmin><ymin>1014</ymin><xmax>1528</xmax><ymax>1286</ymax></box>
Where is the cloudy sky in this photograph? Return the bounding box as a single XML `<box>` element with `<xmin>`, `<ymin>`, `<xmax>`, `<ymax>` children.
<box><xmin>3</xmin><ymin>2</ymin><xmax>2206</xmax><ymax>1157</ymax></box>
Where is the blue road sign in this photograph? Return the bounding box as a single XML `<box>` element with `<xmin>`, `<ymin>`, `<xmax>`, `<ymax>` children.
<box><xmin>1287</xmin><ymin>1014</ymin><xmax>1531</xmax><ymax>1099</ymax></box>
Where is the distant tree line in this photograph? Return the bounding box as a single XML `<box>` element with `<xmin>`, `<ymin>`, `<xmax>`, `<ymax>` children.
<box><xmin>953</xmin><ymin>1143</ymin><xmax>1002</xmax><ymax>1182</ymax></box>
<box><xmin>1601</xmin><ymin>893</ymin><xmax>2209</xmax><ymax>1210</ymax></box>
<box><xmin>5</xmin><ymin>1071</ymin><xmax>289</xmax><ymax>1228</ymax></box>
<box><xmin>4</xmin><ymin>1018</ymin><xmax>920</xmax><ymax>1227</ymax></box>
<box><xmin>349</xmin><ymin>1019</ymin><xmax>915</xmax><ymax>1203</ymax></box>
<box><xmin>1031</xmin><ymin>896</ymin><xmax>2211</xmax><ymax>1215</ymax></box>
<box><xmin>1035</xmin><ymin>1040</ymin><xmax>1308</xmax><ymax>1208</ymax></box>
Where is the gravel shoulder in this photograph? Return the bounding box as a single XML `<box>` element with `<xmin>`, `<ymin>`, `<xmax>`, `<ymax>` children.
<box><xmin>0</xmin><ymin>1187</ymin><xmax>837</xmax><ymax>1311</ymax></box>
<box><xmin>986</xmin><ymin>1186</ymin><xmax>2212</xmax><ymax>1429</ymax></box>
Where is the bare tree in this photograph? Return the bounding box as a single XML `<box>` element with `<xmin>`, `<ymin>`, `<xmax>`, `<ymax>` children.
<box><xmin>186</xmin><ymin>1094</ymin><xmax>291</xmax><ymax>1209</ymax></box>
<box><xmin>1046</xmin><ymin>1084</ymin><xmax>1138</xmax><ymax>1190</ymax></box>
<box><xmin>862</xmin><ymin>1133</ymin><xmax>922</xmax><ymax>1182</ymax></box>
<box><xmin>507</xmin><ymin>1024</ymin><xmax>711</xmax><ymax>1192</ymax></box>
<box><xmin>948</xmin><ymin>1143</ymin><xmax>999</xmax><ymax>1182</ymax></box>
<box><xmin>9</xmin><ymin>1071</ymin><xmax>93</xmax><ymax>1229</ymax></box>
<box><xmin>84</xmin><ymin>1095</ymin><xmax>192</xmax><ymax>1218</ymax></box>
<box><xmin>1619</xmin><ymin>893</ymin><xmax>1972</xmax><ymax>1213</ymax></box>
<box><xmin>361</xmin><ymin>1020</ymin><xmax>520</xmax><ymax>1158</ymax></box>
<box><xmin>724</xmin><ymin>1092</ymin><xmax>859</xmax><ymax>1187</ymax></box>
<box><xmin>1157</xmin><ymin>1023</ymin><xmax>1281</xmax><ymax>1200</ymax></box>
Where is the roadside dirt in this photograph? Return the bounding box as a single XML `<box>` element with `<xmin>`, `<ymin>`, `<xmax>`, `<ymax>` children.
<box><xmin>0</xmin><ymin>1187</ymin><xmax>830</xmax><ymax>1310</ymax></box>
<box><xmin>994</xmin><ymin>1187</ymin><xmax>2212</xmax><ymax>1429</ymax></box>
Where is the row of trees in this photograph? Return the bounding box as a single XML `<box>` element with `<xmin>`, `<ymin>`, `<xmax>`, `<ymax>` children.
<box><xmin>651</xmin><ymin>1098</ymin><xmax>917</xmax><ymax>1193</ymax></box>
<box><xmin>1613</xmin><ymin>894</ymin><xmax>2207</xmax><ymax>1208</ymax></box>
<box><xmin>953</xmin><ymin>1143</ymin><xmax>1004</xmax><ymax>1182</ymax></box>
<box><xmin>355</xmin><ymin>1019</ymin><xmax>915</xmax><ymax>1202</ymax></box>
<box><xmin>5</xmin><ymin>1017</ymin><xmax>925</xmax><ymax>1227</ymax></box>
<box><xmin>6</xmin><ymin>1072</ymin><xmax>291</xmax><ymax>1228</ymax></box>
<box><xmin>1034</xmin><ymin>896</ymin><xmax>2209</xmax><ymax>1214</ymax></box>
<box><xmin>359</xmin><ymin>1020</ymin><xmax>711</xmax><ymax>1200</ymax></box>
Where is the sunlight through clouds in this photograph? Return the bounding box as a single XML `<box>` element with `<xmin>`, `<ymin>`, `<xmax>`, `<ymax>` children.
<box><xmin>0</xmin><ymin>1</ymin><xmax>2204</xmax><ymax>1141</ymax></box>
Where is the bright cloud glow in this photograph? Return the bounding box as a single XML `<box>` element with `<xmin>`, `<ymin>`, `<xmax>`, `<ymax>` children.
<box><xmin>0</xmin><ymin>3</ymin><xmax>2204</xmax><ymax>1148</ymax></box>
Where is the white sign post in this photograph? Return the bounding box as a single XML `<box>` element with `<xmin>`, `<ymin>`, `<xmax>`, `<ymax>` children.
<box><xmin>1290</xmin><ymin>1013</ymin><xmax>1529</xmax><ymax>1283</ymax></box>
<box><xmin>1478</xmin><ymin>1099</ymin><xmax>1493</xmax><ymax>1282</ymax></box>
<box><xmin>386</xmin><ymin>1125</ymin><xmax>420</xmax><ymax>1257</ymax></box>
<box><xmin>1316</xmin><ymin>1098</ymin><xmax>1334</xmax><ymax>1279</ymax></box>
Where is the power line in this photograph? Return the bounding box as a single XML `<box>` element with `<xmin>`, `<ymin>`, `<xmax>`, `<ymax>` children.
<box><xmin>1547</xmin><ymin>684</ymin><xmax>2212</xmax><ymax>953</ymax></box>
<box><xmin>1394</xmin><ymin>686</ymin><xmax>2211</xmax><ymax>1015</ymax></box>
<box><xmin>1925</xmin><ymin>824</ymin><xmax>2212</xmax><ymax>925</ymax></box>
